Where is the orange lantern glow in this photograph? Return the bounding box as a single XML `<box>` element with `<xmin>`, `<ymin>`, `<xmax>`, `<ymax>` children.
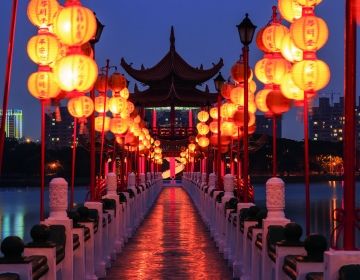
<box><xmin>209</xmin><ymin>107</ymin><xmax>218</xmax><ymax>120</ymax></box>
<box><xmin>120</xmin><ymin>88</ymin><xmax>130</xmax><ymax>99</ymax></box>
<box><xmin>221</xmin><ymin>102</ymin><xmax>237</xmax><ymax>118</ymax></box>
<box><xmin>290</xmin><ymin>15</ymin><xmax>328</xmax><ymax>52</ymax></box>
<box><xmin>249</xmin><ymin>125</ymin><xmax>256</xmax><ymax>134</ymax></box>
<box><xmin>154</xmin><ymin>140</ymin><xmax>161</xmax><ymax>146</ymax></box>
<box><xmin>197</xmin><ymin>110</ymin><xmax>209</xmax><ymax>122</ymax></box>
<box><xmin>262</xmin><ymin>23</ymin><xmax>289</xmax><ymax>52</ymax></box>
<box><xmin>255</xmin><ymin>89</ymin><xmax>271</xmax><ymax>113</ymax></box>
<box><xmin>254</xmin><ymin>57</ymin><xmax>291</xmax><ymax>85</ymax></box>
<box><xmin>209</xmin><ymin>121</ymin><xmax>218</xmax><ymax>133</ymax></box>
<box><xmin>233</xmin><ymin>110</ymin><xmax>256</xmax><ymax>127</ymax></box>
<box><xmin>94</xmin><ymin>95</ymin><xmax>109</xmax><ymax>113</ymax></box>
<box><xmin>221</xmin><ymin>83</ymin><xmax>234</xmax><ymax>99</ymax></box>
<box><xmin>27</xmin><ymin>32</ymin><xmax>60</xmax><ymax>66</ymax></box>
<box><xmin>280</xmin><ymin>73</ymin><xmax>304</xmax><ymax>101</ymax></box>
<box><xmin>196</xmin><ymin>123</ymin><xmax>210</xmax><ymax>135</ymax></box>
<box><xmin>291</xmin><ymin>59</ymin><xmax>330</xmax><ymax>91</ymax></box>
<box><xmin>256</xmin><ymin>27</ymin><xmax>270</xmax><ymax>53</ymax></box>
<box><xmin>220</xmin><ymin>145</ymin><xmax>229</xmax><ymax>154</ymax></box>
<box><xmin>95</xmin><ymin>116</ymin><xmax>110</xmax><ymax>132</ymax></box>
<box><xmin>221</xmin><ymin>121</ymin><xmax>236</xmax><ymax>137</ymax></box>
<box><xmin>230</xmin><ymin>86</ymin><xmax>255</xmax><ymax>106</ymax></box>
<box><xmin>67</xmin><ymin>95</ymin><xmax>94</xmax><ymax>118</ymax></box>
<box><xmin>110</xmin><ymin>117</ymin><xmax>128</xmax><ymax>135</ymax></box>
<box><xmin>231</xmin><ymin>60</ymin><xmax>251</xmax><ymax>83</ymax></box>
<box><xmin>188</xmin><ymin>143</ymin><xmax>196</xmax><ymax>152</ymax></box>
<box><xmin>28</xmin><ymin>71</ymin><xmax>61</xmax><ymax>100</ymax></box>
<box><xmin>280</xmin><ymin>33</ymin><xmax>303</xmax><ymax>63</ymax></box>
<box><xmin>27</xmin><ymin>0</ymin><xmax>60</xmax><ymax>29</ymax></box>
<box><xmin>54</xmin><ymin>5</ymin><xmax>96</xmax><ymax>46</ymax></box>
<box><xmin>134</xmin><ymin>115</ymin><xmax>141</xmax><ymax>124</ymax></box>
<box><xmin>108</xmin><ymin>96</ymin><xmax>127</xmax><ymax>114</ymax></box>
<box><xmin>54</xmin><ymin>54</ymin><xmax>98</xmax><ymax>92</ymax></box>
<box><xmin>95</xmin><ymin>74</ymin><xmax>108</xmax><ymax>93</ymax></box>
<box><xmin>126</xmin><ymin>101</ymin><xmax>135</xmax><ymax>114</ymax></box>
<box><xmin>266</xmin><ymin>90</ymin><xmax>292</xmax><ymax>115</ymax></box>
<box><xmin>108</xmin><ymin>72</ymin><xmax>127</xmax><ymax>92</ymax></box>
<box><xmin>278</xmin><ymin>0</ymin><xmax>302</xmax><ymax>23</ymax></box>
<box><xmin>198</xmin><ymin>136</ymin><xmax>210</xmax><ymax>148</ymax></box>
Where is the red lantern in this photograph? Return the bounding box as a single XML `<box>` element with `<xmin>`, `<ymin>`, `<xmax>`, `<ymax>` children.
<box><xmin>221</xmin><ymin>83</ymin><xmax>234</xmax><ymax>99</ymax></box>
<box><xmin>108</xmin><ymin>72</ymin><xmax>127</xmax><ymax>92</ymax></box>
<box><xmin>266</xmin><ymin>90</ymin><xmax>292</xmax><ymax>115</ymax></box>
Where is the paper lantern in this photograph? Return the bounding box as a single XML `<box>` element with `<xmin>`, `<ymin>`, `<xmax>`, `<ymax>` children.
<box><xmin>198</xmin><ymin>136</ymin><xmax>210</xmax><ymax>148</ymax></box>
<box><xmin>255</xmin><ymin>57</ymin><xmax>291</xmax><ymax>85</ymax></box>
<box><xmin>230</xmin><ymin>86</ymin><xmax>255</xmax><ymax>106</ymax></box>
<box><xmin>188</xmin><ymin>143</ymin><xmax>196</xmax><ymax>152</ymax></box>
<box><xmin>197</xmin><ymin>123</ymin><xmax>210</xmax><ymax>135</ymax></box>
<box><xmin>220</xmin><ymin>83</ymin><xmax>234</xmax><ymax>99</ymax></box>
<box><xmin>67</xmin><ymin>95</ymin><xmax>94</xmax><ymax>118</ymax></box>
<box><xmin>209</xmin><ymin>107</ymin><xmax>218</xmax><ymax>120</ymax></box>
<box><xmin>233</xmin><ymin>109</ymin><xmax>256</xmax><ymax>127</ymax></box>
<box><xmin>95</xmin><ymin>74</ymin><xmax>108</xmax><ymax>93</ymax></box>
<box><xmin>109</xmin><ymin>97</ymin><xmax>127</xmax><ymax>114</ymax></box>
<box><xmin>95</xmin><ymin>116</ymin><xmax>110</xmax><ymax>132</ymax></box>
<box><xmin>28</xmin><ymin>71</ymin><xmax>61</xmax><ymax>100</ymax></box>
<box><xmin>291</xmin><ymin>59</ymin><xmax>330</xmax><ymax>91</ymax></box>
<box><xmin>134</xmin><ymin>115</ymin><xmax>141</xmax><ymax>124</ymax></box>
<box><xmin>94</xmin><ymin>95</ymin><xmax>109</xmax><ymax>113</ymax></box>
<box><xmin>278</xmin><ymin>0</ymin><xmax>302</xmax><ymax>23</ymax></box>
<box><xmin>120</xmin><ymin>88</ymin><xmax>130</xmax><ymax>99</ymax></box>
<box><xmin>262</xmin><ymin>23</ymin><xmax>289</xmax><ymax>52</ymax></box>
<box><xmin>221</xmin><ymin>102</ymin><xmax>237</xmax><ymax>118</ymax></box>
<box><xmin>296</xmin><ymin>0</ymin><xmax>322</xmax><ymax>7</ymax></box>
<box><xmin>54</xmin><ymin>5</ymin><xmax>96</xmax><ymax>46</ymax></box>
<box><xmin>27</xmin><ymin>0</ymin><xmax>60</xmax><ymax>28</ymax></box>
<box><xmin>256</xmin><ymin>27</ymin><xmax>270</xmax><ymax>52</ymax></box>
<box><xmin>154</xmin><ymin>140</ymin><xmax>161</xmax><ymax>147</ymax></box>
<box><xmin>290</xmin><ymin>15</ymin><xmax>328</xmax><ymax>51</ymax></box>
<box><xmin>197</xmin><ymin>110</ymin><xmax>209</xmax><ymax>122</ymax></box>
<box><xmin>249</xmin><ymin>101</ymin><xmax>257</xmax><ymax>114</ymax></box>
<box><xmin>280</xmin><ymin>73</ymin><xmax>304</xmax><ymax>101</ymax></box>
<box><xmin>126</xmin><ymin>101</ymin><xmax>135</xmax><ymax>114</ymax></box>
<box><xmin>210</xmin><ymin>135</ymin><xmax>231</xmax><ymax>146</ymax></box>
<box><xmin>231</xmin><ymin>60</ymin><xmax>251</xmax><ymax>83</ymax></box>
<box><xmin>220</xmin><ymin>145</ymin><xmax>229</xmax><ymax>154</ymax></box>
<box><xmin>54</xmin><ymin>54</ymin><xmax>98</xmax><ymax>92</ymax></box>
<box><xmin>249</xmin><ymin>125</ymin><xmax>256</xmax><ymax>134</ymax></box>
<box><xmin>27</xmin><ymin>32</ymin><xmax>60</xmax><ymax>66</ymax></box>
<box><xmin>266</xmin><ymin>90</ymin><xmax>292</xmax><ymax>115</ymax></box>
<box><xmin>280</xmin><ymin>33</ymin><xmax>303</xmax><ymax>63</ymax></box>
<box><xmin>221</xmin><ymin>121</ymin><xmax>236</xmax><ymax>137</ymax></box>
<box><xmin>209</xmin><ymin>121</ymin><xmax>218</xmax><ymax>133</ymax></box>
<box><xmin>255</xmin><ymin>89</ymin><xmax>271</xmax><ymax>113</ymax></box>
<box><xmin>108</xmin><ymin>72</ymin><xmax>127</xmax><ymax>92</ymax></box>
<box><xmin>110</xmin><ymin>117</ymin><xmax>128</xmax><ymax>135</ymax></box>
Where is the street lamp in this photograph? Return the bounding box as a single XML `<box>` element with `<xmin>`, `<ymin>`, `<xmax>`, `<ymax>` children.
<box><xmin>236</xmin><ymin>14</ymin><xmax>256</xmax><ymax>202</ymax></box>
<box><xmin>213</xmin><ymin>72</ymin><xmax>225</xmax><ymax>189</ymax></box>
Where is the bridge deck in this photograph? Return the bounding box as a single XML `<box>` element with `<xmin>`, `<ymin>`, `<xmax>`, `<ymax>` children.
<box><xmin>104</xmin><ymin>186</ymin><xmax>233</xmax><ymax>279</ymax></box>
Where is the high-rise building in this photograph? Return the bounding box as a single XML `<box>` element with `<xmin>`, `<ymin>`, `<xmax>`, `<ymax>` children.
<box><xmin>46</xmin><ymin>107</ymin><xmax>74</xmax><ymax>149</ymax></box>
<box><xmin>255</xmin><ymin>114</ymin><xmax>282</xmax><ymax>138</ymax></box>
<box><xmin>0</xmin><ymin>109</ymin><xmax>23</xmax><ymax>139</ymax></box>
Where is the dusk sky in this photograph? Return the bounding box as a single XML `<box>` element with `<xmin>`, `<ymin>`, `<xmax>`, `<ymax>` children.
<box><xmin>0</xmin><ymin>0</ymin><xmax>358</xmax><ymax>140</ymax></box>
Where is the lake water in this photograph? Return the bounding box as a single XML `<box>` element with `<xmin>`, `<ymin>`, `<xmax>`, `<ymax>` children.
<box><xmin>0</xmin><ymin>181</ymin><xmax>359</xmax><ymax>245</ymax></box>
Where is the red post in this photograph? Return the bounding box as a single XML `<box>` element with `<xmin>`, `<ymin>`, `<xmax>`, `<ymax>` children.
<box><xmin>0</xmin><ymin>0</ymin><xmax>18</xmax><ymax>174</ymax></box>
<box><xmin>70</xmin><ymin>118</ymin><xmax>77</xmax><ymax>209</ymax></box>
<box><xmin>217</xmin><ymin>94</ymin><xmax>222</xmax><ymax>189</ymax></box>
<box><xmin>272</xmin><ymin>115</ymin><xmax>277</xmax><ymax>177</ymax></box>
<box><xmin>40</xmin><ymin>101</ymin><xmax>46</xmax><ymax>221</ymax></box>
<box><xmin>304</xmin><ymin>91</ymin><xmax>310</xmax><ymax>236</ymax></box>
<box><xmin>243</xmin><ymin>46</ymin><xmax>249</xmax><ymax>203</ymax></box>
<box><xmin>343</xmin><ymin>0</ymin><xmax>356</xmax><ymax>250</ymax></box>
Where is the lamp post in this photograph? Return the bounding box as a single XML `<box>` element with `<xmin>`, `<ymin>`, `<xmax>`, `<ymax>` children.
<box><xmin>214</xmin><ymin>72</ymin><xmax>225</xmax><ymax>189</ymax></box>
<box><xmin>236</xmin><ymin>14</ymin><xmax>256</xmax><ymax>202</ymax></box>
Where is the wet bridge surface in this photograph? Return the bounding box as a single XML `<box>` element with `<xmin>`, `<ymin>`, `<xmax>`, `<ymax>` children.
<box><xmin>104</xmin><ymin>186</ymin><xmax>233</xmax><ymax>280</ymax></box>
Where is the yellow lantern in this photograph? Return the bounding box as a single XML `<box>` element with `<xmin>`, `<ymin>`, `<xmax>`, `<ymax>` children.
<box><xmin>255</xmin><ymin>57</ymin><xmax>291</xmax><ymax>85</ymax></box>
<box><xmin>95</xmin><ymin>74</ymin><xmax>108</xmax><ymax>93</ymax></box>
<box><xmin>230</xmin><ymin>87</ymin><xmax>255</xmax><ymax>106</ymax></box>
<box><xmin>291</xmin><ymin>59</ymin><xmax>330</xmax><ymax>91</ymax></box>
<box><xmin>109</xmin><ymin>96</ymin><xmax>127</xmax><ymax>114</ymax></box>
<box><xmin>54</xmin><ymin>54</ymin><xmax>98</xmax><ymax>92</ymax></box>
<box><xmin>209</xmin><ymin>121</ymin><xmax>218</xmax><ymax>133</ymax></box>
<box><xmin>249</xmin><ymin>101</ymin><xmax>257</xmax><ymax>114</ymax></box>
<box><xmin>262</xmin><ymin>23</ymin><xmax>289</xmax><ymax>52</ymax></box>
<box><xmin>221</xmin><ymin>102</ymin><xmax>237</xmax><ymax>118</ymax></box>
<box><xmin>198</xmin><ymin>136</ymin><xmax>210</xmax><ymax>148</ymax></box>
<box><xmin>126</xmin><ymin>101</ymin><xmax>135</xmax><ymax>114</ymax></box>
<box><xmin>27</xmin><ymin>0</ymin><xmax>60</xmax><ymax>29</ymax></box>
<box><xmin>154</xmin><ymin>140</ymin><xmax>161</xmax><ymax>147</ymax></box>
<box><xmin>134</xmin><ymin>115</ymin><xmax>141</xmax><ymax>124</ymax></box>
<box><xmin>197</xmin><ymin>110</ymin><xmax>209</xmax><ymax>122</ymax></box>
<box><xmin>54</xmin><ymin>5</ymin><xmax>96</xmax><ymax>46</ymax></box>
<box><xmin>280</xmin><ymin>73</ymin><xmax>304</xmax><ymax>101</ymax></box>
<box><xmin>95</xmin><ymin>116</ymin><xmax>110</xmax><ymax>132</ymax></box>
<box><xmin>255</xmin><ymin>89</ymin><xmax>271</xmax><ymax>113</ymax></box>
<box><xmin>230</xmin><ymin>60</ymin><xmax>251</xmax><ymax>83</ymax></box>
<box><xmin>196</xmin><ymin>123</ymin><xmax>210</xmax><ymax>135</ymax></box>
<box><xmin>290</xmin><ymin>15</ymin><xmax>328</xmax><ymax>51</ymax></box>
<box><xmin>249</xmin><ymin>80</ymin><xmax>257</xmax><ymax>93</ymax></box>
<box><xmin>94</xmin><ymin>95</ymin><xmax>109</xmax><ymax>113</ymax></box>
<box><xmin>154</xmin><ymin>147</ymin><xmax>162</xmax><ymax>154</ymax></box>
<box><xmin>120</xmin><ymin>110</ymin><xmax>130</xmax><ymax>119</ymax></box>
<box><xmin>28</xmin><ymin>71</ymin><xmax>61</xmax><ymax>100</ymax></box>
<box><xmin>281</xmin><ymin>33</ymin><xmax>303</xmax><ymax>63</ymax></box>
<box><xmin>188</xmin><ymin>143</ymin><xmax>196</xmax><ymax>152</ymax></box>
<box><xmin>27</xmin><ymin>32</ymin><xmax>60</xmax><ymax>66</ymax></box>
<box><xmin>108</xmin><ymin>72</ymin><xmax>127</xmax><ymax>92</ymax></box>
<box><xmin>296</xmin><ymin>0</ymin><xmax>322</xmax><ymax>7</ymax></box>
<box><xmin>120</xmin><ymin>88</ymin><xmax>130</xmax><ymax>99</ymax></box>
<box><xmin>278</xmin><ymin>0</ymin><xmax>302</xmax><ymax>23</ymax></box>
<box><xmin>180</xmin><ymin>151</ymin><xmax>186</xmax><ymax>158</ymax></box>
<box><xmin>110</xmin><ymin>117</ymin><xmax>128</xmax><ymax>135</ymax></box>
<box><xmin>209</xmin><ymin>107</ymin><xmax>218</xmax><ymax>120</ymax></box>
<box><xmin>67</xmin><ymin>95</ymin><xmax>94</xmax><ymax>118</ymax></box>
<box><xmin>221</xmin><ymin>121</ymin><xmax>236</xmax><ymax>137</ymax></box>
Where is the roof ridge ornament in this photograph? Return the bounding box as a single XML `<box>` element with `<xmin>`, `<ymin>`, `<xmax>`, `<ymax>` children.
<box><xmin>170</xmin><ymin>26</ymin><xmax>175</xmax><ymax>51</ymax></box>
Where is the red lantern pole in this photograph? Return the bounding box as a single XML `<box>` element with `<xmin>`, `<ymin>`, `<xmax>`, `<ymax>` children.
<box><xmin>272</xmin><ymin>115</ymin><xmax>277</xmax><ymax>177</ymax></box>
<box><xmin>40</xmin><ymin>100</ymin><xmax>46</xmax><ymax>221</ymax></box>
<box><xmin>70</xmin><ymin>118</ymin><xmax>77</xmax><ymax>209</ymax></box>
<box><xmin>0</xmin><ymin>0</ymin><xmax>18</xmax><ymax>174</ymax></box>
<box><xmin>217</xmin><ymin>93</ymin><xmax>222</xmax><ymax>189</ymax></box>
<box><xmin>304</xmin><ymin>91</ymin><xmax>310</xmax><ymax>236</ymax></box>
<box><xmin>343</xmin><ymin>0</ymin><xmax>356</xmax><ymax>250</ymax></box>
<box><xmin>243</xmin><ymin>46</ymin><xmax>249</xmax><ymax>203</ymax></box>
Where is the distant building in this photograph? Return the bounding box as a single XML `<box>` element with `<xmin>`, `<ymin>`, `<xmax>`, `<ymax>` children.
<box><xmin>0</xmin><ymin>109</ymin><xmax>23</xmax><ymax>139</ymax></box>
<box><xmin>46</xmin><ymin>107</ymin><xmax>74</xmax><ymax>148</ymax></box>
<box><xmin>255</xmin><ymin>114</ymin><xmax>282</xmax><ymax>138</ymax></box>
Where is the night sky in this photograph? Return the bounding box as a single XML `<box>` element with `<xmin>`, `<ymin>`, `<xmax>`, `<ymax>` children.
<box><xmin>0</xmin><ymin>0</ymin><xmax>358</xmax><ymax>140</ymax></box>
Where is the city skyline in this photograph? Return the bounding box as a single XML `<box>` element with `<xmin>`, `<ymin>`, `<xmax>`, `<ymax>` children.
<box><xmin>0</xmin><ymin>0</ymin><xmax>358</xmax><ymax>140</ymax></box>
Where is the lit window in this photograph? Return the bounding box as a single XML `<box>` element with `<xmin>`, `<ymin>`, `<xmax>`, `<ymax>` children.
<box><xmin>339</xmin><ymin>137</ymin><xmax>343</xmax><ymax>141</ymax></box>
